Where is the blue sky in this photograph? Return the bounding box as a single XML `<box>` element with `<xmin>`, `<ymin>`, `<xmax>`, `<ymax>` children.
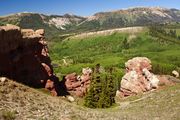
<box><xmin>0</xmin><ymin>0</ymin><xmax>180</xmax><ymax>16</ymax></box>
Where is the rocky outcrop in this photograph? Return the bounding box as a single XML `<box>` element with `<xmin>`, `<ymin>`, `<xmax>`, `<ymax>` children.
<box><xmin>64</xmin><ymin>67</ymin><xmax>92</xmax><ymax>97</ymax></box>
<box><xmin>119</xmin><ymin>57</ymin><xmax>174</xmax><ymax>97</ymax></box>
<box><xmin>0</xmin><ymin>24</ymin><xmax>60</xmax><ymax>96</ymax></box>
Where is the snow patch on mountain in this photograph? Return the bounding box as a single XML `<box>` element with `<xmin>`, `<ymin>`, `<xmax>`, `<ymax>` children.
<box><xmin>151</xmin><ymin>9</ymin><xmax>172</xmax><ymax>18</ymax></box>
<box><xmin>49</xmin><ymin>17</ymin><xmax>70</xmax><ymax>29</ymax></box>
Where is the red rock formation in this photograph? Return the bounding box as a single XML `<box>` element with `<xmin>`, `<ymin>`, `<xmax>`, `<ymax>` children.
<box><xmin>0</xmin><ymin>24</ymin><xmax>60</xmax><ymax>96</ymax></box>
<box><xmin>64</xmin><ymin>68</ymin><xmax>92</xmax><ymax>97</ymax></box>
<box><xmin>118</xmin><ymin>57</ymin><xmax>174</xmax><ymax>97</ymax></box>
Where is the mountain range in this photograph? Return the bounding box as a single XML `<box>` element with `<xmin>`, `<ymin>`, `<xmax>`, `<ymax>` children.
<box><xmin>0</xmin><ymin>7</ymin><xmax>180</xmax><ymax>37</ymax></box>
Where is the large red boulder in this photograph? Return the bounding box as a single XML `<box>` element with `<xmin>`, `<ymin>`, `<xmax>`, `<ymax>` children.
<box><xmin>64</xmin><ymin>67</ymin><xmax>92</xmax><ymax>97</ymax></box>
<box><xmin>119</xmin><ymin>57</ymin><xmax>169</xmax><ymax>97</ymax></box>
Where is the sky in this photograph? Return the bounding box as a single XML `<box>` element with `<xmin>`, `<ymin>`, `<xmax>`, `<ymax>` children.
<box><xmin>0</xmin><ymin>0</ymin><xmax>180</xmax><ymax>16</ymax></box>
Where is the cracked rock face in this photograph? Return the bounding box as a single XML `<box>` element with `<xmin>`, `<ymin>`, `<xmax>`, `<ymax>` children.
<box><xmin>0</xmin><ymin>24</ymin><xmax>60</xmax><ymax>96</ymax></box>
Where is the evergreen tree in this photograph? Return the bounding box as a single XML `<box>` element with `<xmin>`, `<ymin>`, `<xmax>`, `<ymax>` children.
<box><xmin>122</xmin><ymin>37</ymin><xmax>129</xmax><ymax>49</ymax></box>
<box><xmin>169</xmin><ymin>29</ymin><xmax>177</xmax><ymax>38</ymax></box>
<box><xmin>97</xmin><ymin>73</ymin><xmax>116</xmax><ymax>108</ymax></box>
<box><xmin>84</xmin><ymin>66</ymin><xmax>116</xmax><ymax>108</ymax></box>
<box><xmin>84</xmin><ymin>73</ymin><xmax>102</xmax><ymax>108</ymax></box>
<box><xmin>178</xmin><ymin>36</ymin><xmax>180</xmax><ymax>40</ymax></box>
<box><xmin>107</xmin><ymin>73</ymin><xmax>116</xmax><ymax>104</ymax></box>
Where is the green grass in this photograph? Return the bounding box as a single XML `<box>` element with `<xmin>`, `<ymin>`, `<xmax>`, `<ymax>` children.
<box><xmin>177</xmin><ymin>29</ymin><xmax>180</xmax><ymax>35</ymax></box>
<box><xmin>50</xmin><ymin>33</ymin><xmax>128</xmax><ymax>75</ymax></box>
<box><xmin>49</xmin><ymin>28</ymin><xmax>180</xmax><ymax>81</ymax></box>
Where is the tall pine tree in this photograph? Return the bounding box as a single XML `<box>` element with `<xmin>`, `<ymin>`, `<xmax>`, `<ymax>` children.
<box><xmin>84</xmin><ymin>66</ymin><xmax>116</xmax><ymax>108</ymax></box>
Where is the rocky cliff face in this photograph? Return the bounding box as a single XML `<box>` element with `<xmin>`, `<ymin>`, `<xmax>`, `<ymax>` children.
<box><xmin>0</xmin><ymin>24</ymin><xmax>60</xmax><ymax>96</ymax></box>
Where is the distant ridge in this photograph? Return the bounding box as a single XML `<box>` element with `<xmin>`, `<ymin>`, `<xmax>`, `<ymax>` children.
<box><xmin>0</xmin><ymin>7</ymin><xmax>180</xmax><ymax>37</ymax></box>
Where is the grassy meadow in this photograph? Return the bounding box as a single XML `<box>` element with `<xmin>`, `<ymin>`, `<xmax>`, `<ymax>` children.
<box><xmin>49</xmin><ymin>27</ymin><xmax>180</xmax><ymax>82</ymax></box>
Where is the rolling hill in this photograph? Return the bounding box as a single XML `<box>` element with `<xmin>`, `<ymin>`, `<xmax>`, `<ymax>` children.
<box><xmin>1</xmin><ymin>77</ymin><xmax>180</xmax><ymax>120</ymax></box>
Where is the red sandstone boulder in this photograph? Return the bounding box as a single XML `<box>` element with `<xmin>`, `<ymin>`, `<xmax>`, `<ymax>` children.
<box><xmin>64</xmin><ymin>67</ymin><xmax>92</xmax><ymax>97</ymax></box>
<box><xmin>119</xmin><ymin>57</ymin><xmax>167</xmax><ymax>97</ymax></box>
